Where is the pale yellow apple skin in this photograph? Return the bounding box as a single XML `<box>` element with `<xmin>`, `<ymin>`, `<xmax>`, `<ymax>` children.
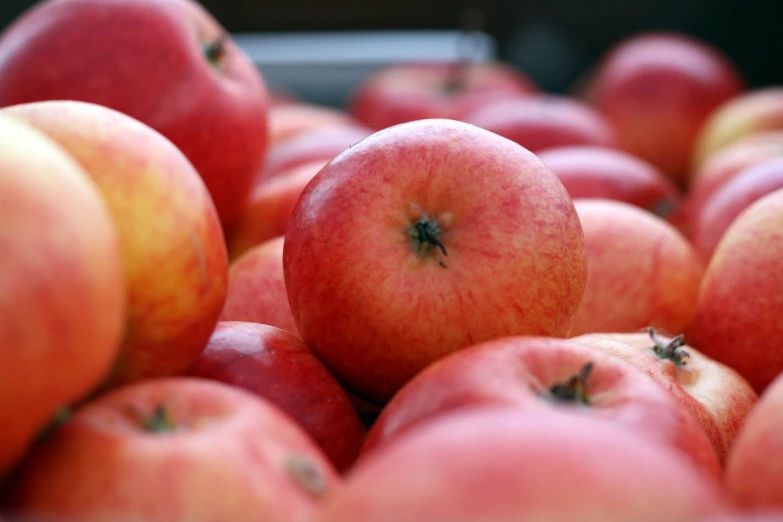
<box><xmin>0</xmin><ymin>114</ymin><xmax>125</xmax><ymax>475</ymax></box>
<box><xmin>1</xmin><ymin>101</ymin><xmax>229</xmax><ymax>386</ymax></box>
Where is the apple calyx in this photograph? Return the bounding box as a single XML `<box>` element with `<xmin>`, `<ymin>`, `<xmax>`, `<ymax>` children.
<box><xmin>649</xmin><ymin>197</ymin><xmax>677</xmax><ymax>219</ymax></box>
<box><xmin>548</xmin><ymin>362</ymin><xmax>594</xmax><ymax>405</ymax></box>
<box><xmin>409</xmin><ymin>214</ymin><xmax>449</xmax><ymax>268</ymax></box>
<box><xmin>285</xmin><ymin>453</ymin><xmax>328</xmax><ymax>498</ymax></box>
<box><xmin>203</xmin><ymin>34</ymin><xmax>228</xmax><ymax>68</ymax></box>
<box><xmin>125</xmin><ymin>404</ymin><xmax>178</xmax><ymax>433</ymax></box>
<box><xmin>649</xmin><ymin>327</ymin><xmax>690</xmax><ymax>367</ymax></box>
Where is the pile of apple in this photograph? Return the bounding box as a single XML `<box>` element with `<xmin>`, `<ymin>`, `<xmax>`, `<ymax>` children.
<box><xmin>4</xmin><ymin>0</ymin><xmax>783</xmax><ymax>521</ymax></box>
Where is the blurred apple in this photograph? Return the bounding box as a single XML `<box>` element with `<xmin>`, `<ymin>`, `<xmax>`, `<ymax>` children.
<box><xmin>1</xmin><ymin>101</ymin><xmax>228</xmax><ymax>387</ymax></box>
<box><xmin>584</xmin><ymin>32</ymin><xmax>744</xmax><ymax>184</ymax></box>
<box><xmin>269</xmin><ymin>103</ymin><xmax>356</xmax><ymax>147</ymax></box>
<box><xmin>283</xmin><ymin>119</ymin><xmax>587</xmax><ymax>404</ymax></box>
<box><xmin>0</xmin><ymin>0</ymin><xmax>269</xmax><ymax>228</ymax></box>
<box><xmin>0</xmin><ymin>114</ymin><xmax>125</xmax><ymax>477</ymax></box>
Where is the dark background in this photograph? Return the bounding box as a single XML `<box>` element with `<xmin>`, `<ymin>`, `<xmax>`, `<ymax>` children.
<box><xmin>1</xmin><ymin>0</ymin><xmax>781</xmax><ymax>95</ymax></box>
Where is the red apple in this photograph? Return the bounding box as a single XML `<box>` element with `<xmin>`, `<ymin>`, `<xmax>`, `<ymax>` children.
<box><xmin>227</xmin><ymin>160</ymin><xmax>324</xmax><ymax>261</ymax></box>
<box><xmin>536</xmin><ymin>145</ymin><xmax>682</xmax><ymax>219</ymax></box>
<box><xmin>0</xmin><ymin>114</ymin><xmax>125</xmax><ymax>476</ymax></box>
<box><xmin>349</xmin><ymin>61</ymin><xmax>537</xmax><ymax>130</ymax></box>
<box><xmin>1</xmin><ymin>100</ymin><xmax>228</xmax><ymax>387</ymax></box>
<box><xmin>685</xmin><ymin>187</ymin><xmax>783</xmax><ymax>394</ymax></box>
<box><xmin>3</xmin><ymin>378</ymin><xmax>340</xmax><ymax>521</ymax></box>
<box><xmin>283</xmin><ymin>118</ymin><xmax>587</xmax><ymax>404</ymax></box>
<box><xmin>187</xmin><ymin>321</ymin><xmax>366</xmax><ymax>472</ymax></box>
<box><xmin>314</xmin><ymin>408</ymin><xmax>726</xmax><ymax>522</ymax></box>
<box><xmin>0</xmin><ymin>0</ymin><xmax>269</xmax><ymax>228</ymax></box>
<box><xmin>269</xmin><ymin>103</ymin><xmax>356</xmax><ymax>147</ymax></box>
<box><xmin>572</xmin><ymin>329</ymin><xmax>758</xmax><ymax>463</ymax></box>
<box><xmin>569</xmin><ymin>200</ymin><xmax>704</xmax><ymax>337</ymax></box>
<box><xmin>584</xmin><ymin>32</ymin><xmax>745</xmax><ymax>184</ymax></box>
<box><xmin>362</xmin><ymin>336</ymin><xmax>721</xmax><ymax>481</ymax></box>
<box><xmin>691</xmin><ymin>157</ymin><xmax>783</xmax><ymax>260</ymax></box>
<box><xmin>704</xmin><ymin>512</ymin><xmax>783</xmax><ymax>522</ymax></box>
<box><xmin>463</xmin><ymin>94</ymin><xmax>619</xmax><ymax>153</ymax></box>
<box><xmin>725</xmin><ymin>372</ymin><xmax>783</xmax><ymax>510</ymax></box>
<box><xmin>220</xmin><ymin>236</ymin><xmax>299</xmax><ymax>337</ymax></box>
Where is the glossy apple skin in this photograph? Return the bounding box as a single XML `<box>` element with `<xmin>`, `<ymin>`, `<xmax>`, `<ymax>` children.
<box><xmin>4</xmin><ymin>378</ymin><xmax>341</xmax><ymax>522</ymax></box>
<box><xmin>283</xmin><ymin>119</ymin><xmax>587</xmax><ymax>404</ymax></box>
<box><xmin>349</xmin><ymin>61</ymin><xmax>537</xmax><ymax>130</ymax></box>
<box><xmin>536</xmin><ymin>145</ymin><xmax>681</xmax><ymax>219</ymax></box>
<box><xmin>2</xmin><ymin>100</ymin><xmax>228</xmax><ymax>387</ymax></box>
<box><xmin>362</xmin><ymin>336</ymin><xmax>721</xmax><ymax>481</ymax></box>
<box><xmin>0</xmin><ymin>115</ymin><xmax>125</xmax><ymax>477</ymax></box>
<box><xmin>572</xmin><ymin>331</ymin><xmax>758</xmax><ymax>464</ymax></box>
<box><xmin>685</xmin><ymin>188</ymin><xmax>783</xmax><ymax>394</ymax></box>
<box><xmin>570</xmin><ymin>200</ymin><xmax>704</xmax><ymax>337</ymax></box>
<box><xmin>314</xmin><ymin>408</ymin><xmax>726</xmax><ymax>522</ymax></box>
<box><xmin>463</xmin><ymin>94</ymin><xmax>619</xmax><ymax>153</ymax></box>
<box><xmin>0</xmin><ymin>0</ymin><xmax>269</xmax><ymax>228</ymax></box>
<box><xmin>585</xmin><ymin>32</ymin><xmax>745</xmax><ymax>184</ymax></box>
<box><xmin>269</xmin><ymin>103</ymin><xmax>356</xmax><ymax>147</ymax></box>
<box><xmin>187</xmin><ymin>322</ymin><xmax>366</xmax><ymax>472</ymax></box>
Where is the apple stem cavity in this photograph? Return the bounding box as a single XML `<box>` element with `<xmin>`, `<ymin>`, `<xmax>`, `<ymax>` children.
<box><xmin>409</xmin><ymin>214</ymin><xmax>449</xmax><ymax>268</ymax></box>
<box><xmin>285</xmin><ymin>453</ymin><xmax>328</xmax><ymax>498</ymax></box>
<box><xmin>203</xmin><ymin>34</ymin><xmax>228</xmax><ymax>68</ymax></box>
<box><xmin>649</xmin><ymin>327</ymin><xmax>690</xmax><ymax>367</ymax></box>
<box><xmin>125</xmin><ymin>404</ymin><xmax>178</xmax><ymax>433</ymax></box>
<box><xmin>548</xmin><ymin>362</ymin><xmax>594</xmax><ymax>405</ymax></box>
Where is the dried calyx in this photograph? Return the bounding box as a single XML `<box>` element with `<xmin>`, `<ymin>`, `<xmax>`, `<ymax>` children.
<box><xmin>126</xmin><ymin>404</ymin><xmax>178</xmax><ymax>433</ymax></box>
<box><xmin>548</xmin><ymin>362</ymin><xmax>594</xmax><ymax>406</ymax></box>
<box><xmin>203</xmin><ymin>33</ymin><xmax>228</xmax><ymax>67</ymax></box>
<box><xmin>649</xmin><ymin>327</ymin><xmax>690</xmax><ymax>367</ymax></box>
<box><xmin>285</xmin><ymin>453</ymin><xmax>328</xmax><ymax>498</ymax></box>
<box><xmin>409</xmin><ymin>214</ymin><xmax>448</xmax><ymax>268</ymax></box>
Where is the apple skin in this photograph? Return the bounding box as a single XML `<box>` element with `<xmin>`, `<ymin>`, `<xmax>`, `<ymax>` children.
<box><xmin>684</xmin><ymin>187</ymin><xmax>783</xmax><ymax>394</ymax></box>
<box><xmin>584</xmin><ymin>32</ymin><xmax>745</xmax><ymax>184</ymax></box>
<box><xmin>314</xmin><ymin>408</ymin><xmax>726</xmax><ymax>522</ymax></box>
<box><xmin>3</xmin><ymin>377</ymin><xmax>341</xmax><ymax>522</ymax></box>
<box><xmin>187</xmin><ymin>321</ymin><xmax>367</xmax><ymax>472</ymax></box>
<box><xmin>691</xmin><ymin>158</ymin><xmax>783</xmax><ymax>261</ymax></box>
<box><xmin>704</xmin><ymin>512</ymin><xmax>783</xmax><ymax>522</ymax></box>
<box><xmin>536</xmin><ymin>145</ymin><xmax>682</xmax><ymax>220</ymax></box>
<box><xmin>269</xmin><ymin>103</ymin><xmax>356</xmax><ymax>147</ymax></box>
<box><xmin>283</xmin><ymin>118</ymin><xmax>587</xmax><ymax>404</ymax></box>
<box><xmin>0</xmin><ymin>0</ymin><xmax>269</xmax><ymax>228</ymax></box>
<box><xmin>348</xmin><ymin>61</ymin><xmax>537</xmax><ymax>130</ymax></box>
<box><xmin>569</xmin><ymin>200</ymin><xmax>704</xmax><ymax>337</ymax></box>
<box><xmin>362</xmin><ymin>336</ymin><xmax>721</xmax><ymax>482</ymax></box>
<box><xmin>572</xmin><ymin>330</ymin><xmax>759</xmax><ymax>464</ymax></box>
<box><xmin>0</xmin><ymin>115</ymin><xmax>126</xmax><ymax>477</ymax></box>
<box><xmin>1</xmin><ymin>100</ymin><xmax>228</xmax><ymax>388</ymax></box>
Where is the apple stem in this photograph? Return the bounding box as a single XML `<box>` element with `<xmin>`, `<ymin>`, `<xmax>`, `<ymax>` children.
<box><xmin>649</xmin><ymin>328</ymin><xmax>690</xmax><ymax>367</ymax></box>
<box><xmin>548</xmin><ymin>362</ymin><xmax>593</xmax><ymax>405</ymax></box>
<box><xmin>285</xmin><ymin>453</ymin><xmax>328</xmax><ymax>498</ymax></box>
<box><xmin>126</xmin><ymin>404</ymin><xmax>178</xmax><ymax>433</ymax></box>
<box><xmin>203</xmin><ymin>34</ymin><xmax>228</xmax><ymax>66</ymax></box>
<box><xmin>409</xmin><ymin>215</ymin><xmax>448</xmax><ymax>268</ymax></box>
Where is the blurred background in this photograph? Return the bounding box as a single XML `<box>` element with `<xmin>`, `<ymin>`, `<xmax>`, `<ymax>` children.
<box><xmin>1</xmin><ymin>0</ymin><xmax>781</xmax><ymax>107</ymax></box>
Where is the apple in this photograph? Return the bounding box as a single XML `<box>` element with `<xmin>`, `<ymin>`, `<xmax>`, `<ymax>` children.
<box><xmin>704</xmin><ymin>513</ymin><xmax>783</xmax><ymax>522</ymax></box>
<box><xmin>693</xmin><ymin>87</ymin><xmax>783</xmax><ymax>170</ymax></box>
<box><xmin>0</xmin><ymin>0</ymin><xmax>269</xmax><ymax>228</ymax></box>
<box><xmin>283</xmin><ymin>118</ymin><xmax>587</xmax><ymax>404</ymax></box>
<box><xmin>572</xmin><ymin>329</ymin><xmax>759</xmax><ymax>463</ymax></box>
<box><xmin>187</xmin><ymin>321</ymin><xmax>367</xmax><ymax>472</ymax></box>
<box><xmin>684</xmin><ymin>187</ymin><xmax>783</xmax><ymax>394</ymax></box>
<box><xmin>0</xmin><ymin>114</ymin><xmax>125</xmax><ymax>477</ymax></box>
<box><xmin>569</xmin><ymin>200</ymin><xmax>704</xmax><ymax>337</ymax></box>
<box><xmin>583</xmin><ymin>32</ymin><xmax>745</xmax><ymax>184</ymax></box>
<box><xmin>3</xmin><ymin>378</ymin><xmax>341</xmax><ymax>522</ymax></box>
<box><xmin>463</xmin><ymin>94</ymin><xmax>619</xmax><ymax>153</ymax></box>
<box><xmin>348</xmin><ymin>61</ymin><xmax>537</xmax><ymax>130</ymax></box>
<box><xmin>269</xmin><ymin>103</ymin><xmax>356</xmax><ymax>147</ymax></box>
<box><xmin>362</xmin><ymin>335</ymin><xmax>721</xmax><ymax>481</ymax></box>
<box><xmin>691</xmin><ymin>157</ymin><xmax>783</xmax><ymax>261</ymax></box>
<box><xmin>536</xmin><ymin>145</ymin><xmax>682</xmax><ymax>219</ymax></box>
<box><xmin>1</xmin><ymin>100</ymin><xmax>228</xmax><ymax>387</ymax></box>
<box><xmin>314</xmin><ymin>408</ymin><xmax>726</xmax><ymax>522</ymax></box>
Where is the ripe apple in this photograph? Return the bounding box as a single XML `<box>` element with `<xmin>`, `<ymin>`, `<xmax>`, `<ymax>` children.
<box><xmin>314</xmin><ymin>408</ymin><xmax>726</xmax><ymax>522</ymax></box>
<box><xmin>569</xmin><ymin>200</ymin><xmax>704</xmax><ymax>337</ymax></box>
<box><xmin>0</xmin><ymin>114</ymin><xmax>125</xmax><ymax>477</ymax></box>
<box><xmin>269</xmin><ymin>103</ymin><xmax>356</xmax><ymax>147</ymax></box>
<box><xmin>691</xmin><ymin>158</ymin><xmax>783</xmax><ymax>260</ymax></box>
<box><xmin>187</xmin><ymin>321</ymin><xmax>367</xmax><ymax>472</ymax></box>
<box><xmin>3</xmin><ymin>378</ymin><xmax>340</xmax><ymax>522</ymax></box>
<box><xmin>536</xmin><ymin>145</ymin><xmax>682</xmax><ymax>219</ymax></box>
<box><xmin>693</xmin><ymin>87</ymin><xmax>783</xmax><ymax>170</ymax></box>
<box><xmin>684</xmin><ymin>187</ymin><xmax>783</xmax><ymax>394</ymax></box>
<box><xmin>362</xmin><ymin>336</ymin><xmax>721</xmax><ymax>481</ymax></box>
<box><xmin>572</xmin><ymin>329</ymin><xmax>759</xmax><ymax>463</ymax></box>
<box><xmin>704</xmin><ymin>513</ymin><xmax>783</xmax><ymax>522</ymax></box>
<box><xmin>348</xmin><ymin>61</ymin><xmax>537</xmax><ymax>130</ymax></box>
<box><xmin>725</xmin><ymin>372</ymin><xmax>783</xmax><ymax>510</ymax></box>
<box><xmin>0</xmin><ymin>0</ymin><xmax>269</xmax><ymax>228</ymax></box>
<box><xmin>283</xmin><ymin>118</ymin><xmax>587</xmax><ymax>404</ymax></box>
<box><xmin>583</xmin><ymin>32</ymin><xmax>745</xmax><ymax>184</ymax></box>
<box><xmin>463</xmin><ymin>94</ymin><xmax>619</xmax><ymax>153</ymax></box>
<box><xmin>1</xmin><ymin>100</ymin><xmax>228</xmax><ymax>387</ymax></box>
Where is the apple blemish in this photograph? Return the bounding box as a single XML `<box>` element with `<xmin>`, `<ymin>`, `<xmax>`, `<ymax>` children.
<box><xmin>548</xmin><ymin>362</ymin><xmax>594</xmax><ymax>406</ymax></box>
<box><xmin>285</xmin><ymin>453</ymin><xmax>328</xmax><ymax>498</ymax></box>
<box><xmin>649</xmin><ymin>328</ymin><xmax>691</xmax><ymax>367</ymax></box>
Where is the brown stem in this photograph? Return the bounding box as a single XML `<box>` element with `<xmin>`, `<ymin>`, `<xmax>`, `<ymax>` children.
<box><xmin>549</xmin><ymin>362</ymin><xmax>593</xmax><ymax>405</ymax></box>
<box><xmin>649</xmin><ymin>327</ymin><xmax>690</xmax><ymax>367</ymax></box>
